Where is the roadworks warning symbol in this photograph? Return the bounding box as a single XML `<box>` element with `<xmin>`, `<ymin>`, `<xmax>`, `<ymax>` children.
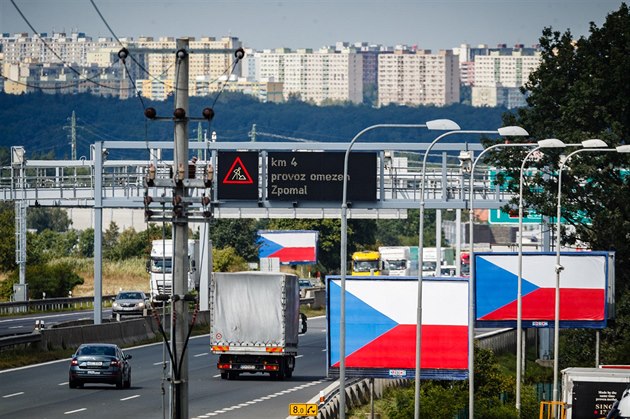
<box><xmin>223</xmin><ymin>156</ymin><xmax>254</xmax><ymax>184</ymax></box>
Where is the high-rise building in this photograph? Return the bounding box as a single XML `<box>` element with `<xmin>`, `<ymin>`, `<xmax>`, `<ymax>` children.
<box><xmin>253</xmin><ymin>47</ymin><xmax>363</xmax><ymax>105</ymax></box>
<box><xmin>471</xmin><ymin>49</ymin><xmax>541</xmax><ymax>108</ymax></box>
<box><xmin>377</xmin><ymin>49</ymin><xmax>459</xmax><ymax>107</ymax></box>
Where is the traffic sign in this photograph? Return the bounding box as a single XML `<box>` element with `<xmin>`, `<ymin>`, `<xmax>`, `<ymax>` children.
<box><xmin>217</xmin><ymin>152</ymin><xmax>259</xmax><ymax>200</ymax></box>
<box><xmin>267</xmin><ymin>152</ymin><xmax>376</xmax><ymax>201</ymax></box>
<box><xmin>288</xmin><ymin>403</ymin><xmax>318</xmax><ymax>416</ymax></box>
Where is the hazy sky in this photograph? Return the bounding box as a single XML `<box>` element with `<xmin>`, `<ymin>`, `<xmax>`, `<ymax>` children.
<box><xmin>0</xmin><ymin>0</ymin><xmax>623</xmax><ymax>51</ymax></box>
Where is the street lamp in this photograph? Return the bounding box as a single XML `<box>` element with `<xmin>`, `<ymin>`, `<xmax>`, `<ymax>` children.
<box><xmin>467</xmin><ymin>137</ymin><xmax>533</xmax><ymax>419</ymax></box>
<box><xmin>415</xmin><ymin>126</ymin><xmax>529</xmax><ymax>419</ymax></box>
<box><xmin>515</xmin><ymin>138</ymin><xmax>567</xmax><ymax>412</ymax></box>
<box><xmin>551</xmin><ymin>142</ymin><xmax>630</xmax><ymax>404</ymax></box>
<box><xmin>338</xmin><ymin>119</ymin><xmax>459</xmax><ymax>419</ymax></box>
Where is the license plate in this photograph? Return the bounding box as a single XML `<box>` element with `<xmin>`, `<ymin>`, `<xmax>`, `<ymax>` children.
<box><xmin>240</xmin><ymin>365</ymin><xmax>256</xmax><ymax>370</ymax></box>
<box><xmin>87</xmin><ymin>361</ymin><xmax>102</xmax><ymax>366</ymax></box>
<box><xmin>87</xmin><ymin>370</ymin><xmax>100</xmax><ymax>375</ymax></box>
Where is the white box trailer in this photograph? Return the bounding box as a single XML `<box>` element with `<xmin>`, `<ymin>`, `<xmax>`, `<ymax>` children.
<box><xmin>210</xmin><ymin>271</ymin><xmax>305</xmax><ymax>380</ymax></box>
<box><xmin>562</xmin><ymin>367</ymin><xmax>630</xmax><ymax>419</ymax></box>
<box><xmin>148</xmin><ymin>239</ymin><xmax>200</xmax><ymax>300</ymax></box>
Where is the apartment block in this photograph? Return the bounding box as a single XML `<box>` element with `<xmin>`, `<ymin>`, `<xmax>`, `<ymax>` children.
<box><xmin>471</xmin><ymin>49</ymin><xmax>541</xmax><ymax>108</ymax></box>
<box><xmin>378</xmin><ymin>49</ymin><xmax>459</xmax><ymax>107</ymax></box>
<box><xmin>253</xmin><ymin>47</ymin><xmax>363</xmax><ymax>105</ymax></box>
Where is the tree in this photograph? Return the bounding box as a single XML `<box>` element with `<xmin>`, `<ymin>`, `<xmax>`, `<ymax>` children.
<box><xmin>209</xmin><ymin>219</ymin><xmax>260</xmax><ymax>262</ymax></box>
<box><xmin>0</xmin><ymin>202</ymin><xmax>15</xmax><ymax>272</ymax></box>
<box><xmin>27</xmin><ymin>207</ymin><xmax>72</xmax><ymax>232</ymax></box>
<box><xmin>492</xmin><ymin>3</ymin><xmax>630</xmax><ymax>365</ymax></box>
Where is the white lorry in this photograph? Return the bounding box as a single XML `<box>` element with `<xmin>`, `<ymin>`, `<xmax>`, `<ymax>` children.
<box><xmin>148</xmin><ymin>239</ymin><xmax>200</xmax><ymax>300</ymax></box>
<box><xmin>562</xmin><ymin>367</ymin><xmax>630</xmax><ymax>419</ymax></box>
<box><xmin>379</xmin><ymin>246</ymin><xmax>413</xmax><ymax>276</ymax></box>
<box><xmin>210</xmin><ymin>271</ymin><xmax>306</xmax><ymax>380</ymax></box>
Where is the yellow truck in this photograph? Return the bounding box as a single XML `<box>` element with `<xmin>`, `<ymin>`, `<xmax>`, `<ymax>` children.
<box><xmin>351</xmin><ymin>250</ymin><xmax>381</xmax><ymax>276</ymax></box>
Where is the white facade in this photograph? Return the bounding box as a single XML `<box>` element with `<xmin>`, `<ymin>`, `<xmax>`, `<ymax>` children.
<box><xmin>253</xmin><ymin>48</ymin><xmax>363</xmax><ymax>105</ymax></box>
<box><xmin>377</xmin><ymin>49</ymin><xmax>459</xmax><ymax>107</ymax></box>
<box><xmin>471</xmin><ymin>50</ymin><xmax>541</xmax><ymax>108</ymax></box>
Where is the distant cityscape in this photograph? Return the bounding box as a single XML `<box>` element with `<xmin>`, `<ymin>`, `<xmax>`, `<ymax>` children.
<box><xmin>0</xmin><ymin>31</ymin><xmax>542</xmax><ymax>109</ymax></box>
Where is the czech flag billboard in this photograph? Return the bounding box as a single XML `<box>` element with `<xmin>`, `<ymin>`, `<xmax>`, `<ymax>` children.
<box><xmin>327</xmin><ymin>276</ymin><xmax>468</xmax><ymax>380</ymax></box>
<box><xmin>475</xmin><ymin>252</ymin><xmax>614</xmax><ymax>329</ymax></box>
<box><xmin>257</xmin><ymin>230</ymin><xmax>318</xmax><ymax>265</ymax></box>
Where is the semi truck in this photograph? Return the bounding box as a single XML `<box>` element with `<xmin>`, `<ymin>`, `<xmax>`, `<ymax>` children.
<box><xmin>562</xmin><ymin>367</ymin><xmax>630</xmax><ymax>419</ymax></box>
<box><xmin>351</xmin><ymin>250</ymin><xmax>381</xmax><ymax>276</ymax></box>
<box><xmin>379</xmin><ymin>246</ymin><xmax>413</xmax><ymax>276</ymax></box>
<box><xmin>147</xmin><ymin>239</ymin><xmax>200</xmax><ymax>300</ymax></box>
<box><xmin>210</xmin><ymin>272</ymin><xmax>306</xmax><ymax>380</ymax></box>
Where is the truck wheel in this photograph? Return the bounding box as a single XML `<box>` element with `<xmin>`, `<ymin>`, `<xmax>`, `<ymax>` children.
<box><xmin>220</xmin><ymin>372</ymin><xmax>227</xmax><ymax>379</ymax></box>
<box><xmin>227</xmin><ymin>372</ymin><xmax>239</xmax><ymax>380</ymax></box>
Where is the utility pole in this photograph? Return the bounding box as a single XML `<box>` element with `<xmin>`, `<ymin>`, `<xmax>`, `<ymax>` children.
<box><xmin>70</xmin><ymin>111</ymin><xmax>77</xmax><ymax>160</ymax></box>
<box><xmin>172</xmin><ymin>37</ymin><xmax>190</xmax><ymax>419</ymax></box>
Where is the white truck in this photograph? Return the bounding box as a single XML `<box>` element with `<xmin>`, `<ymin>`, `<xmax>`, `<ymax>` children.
<box><xmin>148</xmin><ymin>239</ymin><xmax>200</xmax><ymax>300</ymax></box>
<box><xmin>379</xmin><ymin>246</ymin><xmax>413</xmax><ymax>276</ymax></box>
<box><xmin>210</xmin><ymin>271</ymin><xmax>306</xmax><ymax>380</ymax></box>
<box><xmin>562</xmin><ymin>367</ymin><xmax>630</xmax><ymax>419</ymax></box>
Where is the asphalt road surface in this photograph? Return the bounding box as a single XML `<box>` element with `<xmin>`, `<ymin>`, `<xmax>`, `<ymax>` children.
<box><xmin>0</xmin><ymin>316</ymin><xmax>331</xmax><ymax>419</ymax></box>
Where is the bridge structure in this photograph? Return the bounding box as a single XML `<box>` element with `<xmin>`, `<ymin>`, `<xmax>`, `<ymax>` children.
<box><xmin>1</xmin><ymin>139</ymin><xmax>514</xmax><ymax>216</ymax></box>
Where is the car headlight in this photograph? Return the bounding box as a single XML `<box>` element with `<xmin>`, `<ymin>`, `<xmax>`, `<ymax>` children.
<box><xmin>112</xmin><ymin>302</ymin><xmax>119</xmax><ymax>308</ymax></box>
<box><xmin>138</xmin><ymin>302</ymin><xmax>145</xmax><ymax>308</ymax></box>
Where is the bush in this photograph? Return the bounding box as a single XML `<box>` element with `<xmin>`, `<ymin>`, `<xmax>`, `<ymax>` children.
<box><xmin>0</xmin><ymin>261</ymin><xmax>84</xmax><ymax>300</ymax></box>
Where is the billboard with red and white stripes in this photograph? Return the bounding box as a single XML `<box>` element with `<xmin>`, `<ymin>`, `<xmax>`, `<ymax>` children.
<box><xmin>474</xmin><ymin>252</ymin><xmax>614</xmax><ymax>328</ymax></box>
<box><xmin>327</xmin><ymin>276</ymin><xmax>468</xmax><ymax>380</ymax></box>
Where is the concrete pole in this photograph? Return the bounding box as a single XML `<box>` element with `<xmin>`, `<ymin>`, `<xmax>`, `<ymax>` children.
<box><xmin>94</xmin><ymin>141</ymin><xmax>103</xmax><ymax>325</ymax></box>
<box><xmin>172</xmin><ymin>37</ymin><xmax>190</xmax><ymax>419</ymax></box>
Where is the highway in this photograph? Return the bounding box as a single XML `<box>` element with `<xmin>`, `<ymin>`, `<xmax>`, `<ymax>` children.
<box><xmin>0</xmin><ymin>310</ymin><xmax>107</xmax><ymax>337</ymax></box>
<box><xmin>0</xmin><ymin>316</ymin><xmax>330</xmax><ymax>419</ymax></box>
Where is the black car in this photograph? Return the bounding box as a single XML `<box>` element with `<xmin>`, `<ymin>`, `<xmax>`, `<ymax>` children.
<box><xmin>68</xmin><ymin>343</ymin><xmax>132</xmax><ymax>389</ymax></box>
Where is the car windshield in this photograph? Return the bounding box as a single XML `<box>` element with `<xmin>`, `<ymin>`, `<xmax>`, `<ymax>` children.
<box><xmin>150</xmin><ymin>257</ymin><xmax>172</xmax><ymax>273</ymax></box>
<box><xmin>118</xmin><ymin>292</ymin><xmax>143</xmax><ymax>300</ymax></box>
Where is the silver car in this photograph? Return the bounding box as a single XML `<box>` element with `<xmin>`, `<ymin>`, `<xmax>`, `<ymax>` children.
<box><xmin>111</xmin><ymin>291</ymin><xmax>149</xmax><ymax>318</ymax></box>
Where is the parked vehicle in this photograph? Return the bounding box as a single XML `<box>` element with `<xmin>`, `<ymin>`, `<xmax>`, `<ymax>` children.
<box><xmin>68</xmin><ymin>343</ymin><xmax>132</xmax><ymax>389</ymax></box>
<box><xmin>111</xmin><ymin>291</ymin><xmax>149</xmax><ymax>318</ymax></box>
<box><xmin>210</xmin><ymin>272</ymin><xmax>306</xmax><ymax>380</ymax></box>
<box><xmin>148</xmin><ymin>239</ymin><xmax>200</xmax><ymax>300</ymax></box>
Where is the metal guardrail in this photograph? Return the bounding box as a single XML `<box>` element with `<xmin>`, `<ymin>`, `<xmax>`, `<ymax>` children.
<box><xmin>0</xmin><ymin>295</ymin><xmax>115</xmax><ymax>315</ymax></box>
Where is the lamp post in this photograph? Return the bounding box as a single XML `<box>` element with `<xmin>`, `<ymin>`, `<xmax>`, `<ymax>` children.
<box><xmin>415</xmin><ymin>126</ymin><xmax>529</xmax><ymax>419</ymax></box>
<box><xmin>515</xmin><ymin>138</ymin><xmax>568</xmax><ymax>413</ymax></box>
<box><xmin>339</xmin><ymin>119</ymin><xmax>459</xmax><ymax>419</ymax></box>
<box><xmin>467</xmin><ymin>137</ymin><xmax>533</xmax><ymax>419</ymax></box>
<box><xmin>551</xmin><ymin>142</ymin><xmax>630</xmax><ymax>403</ymax></box>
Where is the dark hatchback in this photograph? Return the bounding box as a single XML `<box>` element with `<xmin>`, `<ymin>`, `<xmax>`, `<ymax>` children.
<box><xmin>68</xmin><ymin>343</ymin><xmax>132</xmax><ymax>389</ymax></box>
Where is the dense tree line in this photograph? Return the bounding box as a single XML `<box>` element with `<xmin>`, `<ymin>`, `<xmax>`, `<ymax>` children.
<box><xmin>0</xmin><ymin>91</ymin><xmax>507</xmax><ymax>160</ymax></box>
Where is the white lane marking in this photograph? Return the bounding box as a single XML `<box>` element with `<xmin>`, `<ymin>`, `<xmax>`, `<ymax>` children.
<box><xmin>3</xmin><ymin>392</ymin><xmax>24</xmax><ymax>398</ymax></box>
<box><xmin>153</xmin><ymin>361</ymin><xmax>170</xmax><ymax>366</ymax></box>
<box><xmin>64</xmin><ymin>408</ymin><xmax>87</xmax><ymax>415</ymax></box>
<box><xmin>295</xmin><ymin>355</ymin><xmax>303</xmax><ymax>358</ymax></box>
<box><xmin>9</xmin><ymin>326</ymin><xmax>23</xmax><ymax>329</ymax></box>
<box><xmin>212</xmin><ymin>374</ymin><xmax>221</xmax><ymax>378</ymax></box>
<box><xmin>190</xmin><ymin>379</ymin><xmax>325</xmax><ymax>418</ymax></box>
<box><xmin>194</xmin><ymin>352</ymin><xmax>208</xmax><ymax>357</ymax></box>
<box><xmin>120</xmin><ymin>395</ymin><xmax>141</xmax><ymax>401</ymax></box>
<box><xmin>59</xmin><ymin>382</ymin><xmax>68</xmax><ymax>386</ymax></box>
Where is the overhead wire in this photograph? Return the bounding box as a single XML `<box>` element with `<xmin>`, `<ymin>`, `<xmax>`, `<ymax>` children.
<box><xmin>9</xmin><ymin>0</ymin><xmax>137</xmax><ymax>93</ymax></box>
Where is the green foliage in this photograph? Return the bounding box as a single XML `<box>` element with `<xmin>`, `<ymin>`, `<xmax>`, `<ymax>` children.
<box><xmin>0</xmin><ymin>202</ymin><xmax>16</xmax><ymax>272</ymax></box>
<box><xmin>27</xmin><ymin>207</ymin><xmax>72</xmax><ymax>232</ymax></box>
<box><xmin>77</xmin><ymin>228</ymin><xmax>95</xmax><ymax>257</ymax></box>
<box><xmin>1</xmin><ymin>261</ymin><xmax>83</xmax><ymax>299</ymax></box>
<box><xmin>210</xmin><ymin>219</ymin><xmax>260</xmax><ymax>262</ymax></box>
<box><xmin>212</xmin><ymin>246</ymin><xmax>248</xmax><ymax>272</ymax></box>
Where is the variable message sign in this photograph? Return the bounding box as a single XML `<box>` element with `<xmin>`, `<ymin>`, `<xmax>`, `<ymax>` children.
<box><xmin>267</xmin><ymin>152</ymin><xmax>376</xmax><ymax>201</ymax></box>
